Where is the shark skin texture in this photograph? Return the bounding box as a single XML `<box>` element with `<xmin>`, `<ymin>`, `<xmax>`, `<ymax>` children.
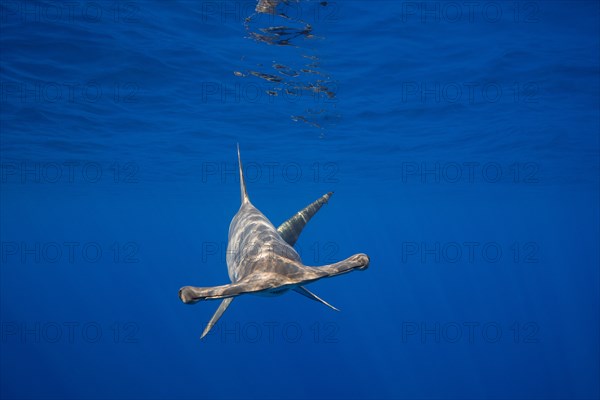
<box><xmin>179</xmin><ymin>145</ymin><xmax>370</xmax><ymax>338</ymax></box>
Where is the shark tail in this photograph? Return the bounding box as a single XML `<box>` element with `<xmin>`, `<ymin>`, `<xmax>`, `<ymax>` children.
<box><xmin>277</xmin><ymin>192</ymin><xmax>333</xmax><ymax>246</ymax></box>
<box><xmin>237</xmin><ymin>143</ymin><xmax>249</xmax><ymax>204</ymax></box>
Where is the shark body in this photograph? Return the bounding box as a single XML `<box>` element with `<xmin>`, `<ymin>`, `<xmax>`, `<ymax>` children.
<box><xmin>179</xmin><ymin>146</ymin><xmax>369</xmax><ymax>338</ymax></box>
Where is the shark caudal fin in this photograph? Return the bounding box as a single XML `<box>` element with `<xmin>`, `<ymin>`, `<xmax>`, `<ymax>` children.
<box><xmin>237</xmin><ymin>143</ymin><xmax>249</xmax><ymax>204</ymax></box>
<box><xmin>277</xmin><ymin>192</ymin><xmax>333</xmax><ymax>246</ymax></box>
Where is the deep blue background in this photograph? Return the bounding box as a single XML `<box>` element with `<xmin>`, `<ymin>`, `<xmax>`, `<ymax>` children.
<box><xmin>1</xmin><ymin>1</ymin><xmax>599</xmax><ymax>399</ymax></box>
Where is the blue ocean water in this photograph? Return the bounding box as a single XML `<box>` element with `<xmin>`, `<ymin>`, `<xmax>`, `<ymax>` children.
<box><xmin>1</xmin><ymin>0</ymin><xmax>599</xmax><ymax>399</ymax></box>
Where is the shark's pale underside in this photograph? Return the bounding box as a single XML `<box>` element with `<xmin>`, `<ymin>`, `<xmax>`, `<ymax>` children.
<box><xmin>179</xmin><ymin>146</ymin><xmax>370</xmax><ymax>338</ymax></box>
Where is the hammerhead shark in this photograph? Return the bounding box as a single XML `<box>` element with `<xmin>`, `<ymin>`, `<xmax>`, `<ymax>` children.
<box><xmin>179</xmin><ymin>146</ymin><xmax>370</xmax><ymax>338</ymax></box>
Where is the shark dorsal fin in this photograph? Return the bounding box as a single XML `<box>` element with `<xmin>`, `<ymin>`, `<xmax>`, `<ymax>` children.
<box><xmin>237</xmin><ymin>144</ymin><xmax>249</xmax><ymax>204</ymax></box>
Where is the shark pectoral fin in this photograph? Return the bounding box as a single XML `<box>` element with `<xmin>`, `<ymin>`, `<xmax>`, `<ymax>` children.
<box><xmin>293</xmin><ymin>286</ymin><xmax>340</xmax><ymax>312</ymax></box>
<box><xmin>201</xmin><ymin>297</ymin><xmax>234</xmax><ymax>339</ymax></box>
<box><xmin>277</xmin><ymin>192</ymin><xmax>333</xmax><ymax>246</ymax></box>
